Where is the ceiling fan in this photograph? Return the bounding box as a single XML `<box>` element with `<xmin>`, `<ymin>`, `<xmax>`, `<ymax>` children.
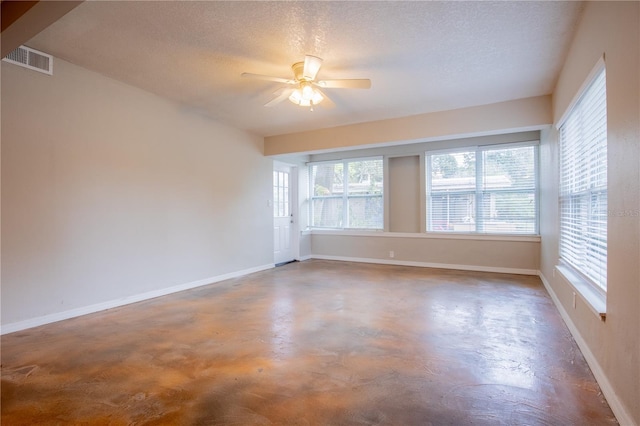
<box><xmin>241</xmin><ymin>55</ymin><xmax>371</xmax><ymax>110</ymax></box>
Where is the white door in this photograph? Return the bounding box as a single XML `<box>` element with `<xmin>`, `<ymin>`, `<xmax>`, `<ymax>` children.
<box><xmin>273</xmin><ymin>163</ymin><xmax>296</xmax><ymax>265</ymax></box>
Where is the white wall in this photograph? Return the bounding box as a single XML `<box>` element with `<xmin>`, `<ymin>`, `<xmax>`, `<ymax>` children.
<box><xmin>540</xmin><ymin>2</ymin><xmax>639</xmax><ymax>424</ymax></box>
<box><xmin>1</xmin><ymin>58</ymin><xmax>274</xmax><ymax>329</ymax></box>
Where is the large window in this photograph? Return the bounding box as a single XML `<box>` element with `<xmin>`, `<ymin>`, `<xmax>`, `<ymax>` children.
<box><xmin>310</xmin><ymin>158</ymin><xmax>383</xmax><ymax>229</ymax></box>
<box><xmin>559</xmin><ymin>67</ymin><xmax>607</xmax><ymax>292</ymax></box>
<box><xmin>426</xmin><ymin>143</ymin><xmax>537</xmax><ymax>234</ymax></box>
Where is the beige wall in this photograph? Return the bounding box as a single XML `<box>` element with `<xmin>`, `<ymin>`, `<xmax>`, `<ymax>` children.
<box><xmin>1</xmin><ymin>58</ymin><xmax>273</xmax><ymax>328</ymax></box>
<box><xmin>388</xmin><ymin>156</ymin><xmax>421</xmax><ymax>233</ymax></box>
<box><xmin>297</xmin><ymin>166</ymin><xmax>312</xmax><ymax>259</ymax></box>
<box><xmin>540</xmin><ymin>2</ymin><xmax>639</xmax><ymax>424</ymax></box>
<box><xmin>306</xmin><ymin>131</ymin><xmax>541</xmax><ymax>162</ymax></box>
<box><xmin>265</xmin><ymin>95</ymin><xmax>550</xmax><ymax>156</ymax></box>
<box><xmin>312</xmin><ymin>233</ymin><xmax>539</xmax><ymax>274</ymax></box>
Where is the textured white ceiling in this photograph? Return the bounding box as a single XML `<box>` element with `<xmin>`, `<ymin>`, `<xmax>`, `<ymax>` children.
<box><xmin>27</xmin><ymin>1</ymin><xmax>584</xmax><ymax>137</ymax></box>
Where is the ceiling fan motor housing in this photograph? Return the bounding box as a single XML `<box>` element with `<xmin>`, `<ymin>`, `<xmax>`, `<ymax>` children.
<box><xmin>291</xmin><ymin>62</ymin><xmax>306</xmax><ymax>81</ymax></box>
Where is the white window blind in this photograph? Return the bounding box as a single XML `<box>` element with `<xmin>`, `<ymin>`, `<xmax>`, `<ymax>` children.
<box><xmin>310</xmin><ymin>158</ymin><xmax>383</xmax><ymax>229</ymax></box>
<box><xmin>559</xmin><ymin>68</ymin><xmax>607</xmax><ymax>291</ymax></box>
<box><xmin>427</xmin><ymin>143</ymin><xmax>537</xmax><ymax>234</ymax></box>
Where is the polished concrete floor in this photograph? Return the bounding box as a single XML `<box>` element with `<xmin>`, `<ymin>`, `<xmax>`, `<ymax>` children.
<box><xmin>2</xmin><ymin>260</ymin><xmax>617</xmax><ymax>425</ymax></box>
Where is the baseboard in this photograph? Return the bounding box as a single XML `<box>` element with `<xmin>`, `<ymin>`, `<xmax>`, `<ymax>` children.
<box><xmin>538</xmin><ymin>272</ymin><xmax>636</xmax><ymax>426</ymax></box>
<box><xmin>310</xmin><ymin>255</ymin><xmax>538</xmax><ymax>275</ymax></box>
<box><xmin>0</xmin><ymin>263</ymin><xmax>275</xmax><ymax>335</ymax></box>
<box><xmin>297</xmin><ymin>255</ymin><xmax>312</xmax><ymax>261</ymax></box>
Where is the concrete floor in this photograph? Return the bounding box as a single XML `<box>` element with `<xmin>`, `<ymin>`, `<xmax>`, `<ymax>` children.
<box><xmin>1</xmin><ymin>260</ymin><xmax>617</xmax><ymax>425</ymax></box>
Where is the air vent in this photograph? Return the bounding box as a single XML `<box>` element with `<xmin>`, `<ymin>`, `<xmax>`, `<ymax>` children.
<box><xmin>3</xmin><ymin>45</ymin><xmax>53</xmax><ymax>75</ymax></box>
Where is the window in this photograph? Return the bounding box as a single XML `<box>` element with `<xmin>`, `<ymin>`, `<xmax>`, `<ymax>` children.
<box><xmin>426</xmin><ymin>143</ymin><xmax>537</xmax><ymax>234</ymax></box>
<box><xmin>310</xmin><ymin>158</ymin><xmax>383</xmax><ymax>229</ymax></box>
<box><xmin>559</xmin><ymin>67</ymin><xmax>607</xmax><ymax>292</ymax></box>
<box><xmin>273</xmin><ymin>170</ymin><xmax>289</xmax><ymax>217</ymax></box>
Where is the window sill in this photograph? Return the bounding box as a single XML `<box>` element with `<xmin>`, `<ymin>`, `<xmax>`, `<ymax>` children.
<box><xmin>308</xmin><ymin>229</ymin><xmax>540</xmax><ymax>243</ymax></box>
<box><xmin>555</xmin><ymin>264</ymin><xmax>606</xmax><ymax>321</ymax></box>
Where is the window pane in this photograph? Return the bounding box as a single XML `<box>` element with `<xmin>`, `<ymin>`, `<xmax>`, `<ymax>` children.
<box><xmin>311</xmin><ymin>163</ymin><xmax>344</xmax><ymax>227</ymax></box>
<box><xmin>480</xmin><ymin>191</ymin><xmax>536</xmax><ymax>233</ymax></box>
<box><xmin>347</xmin><ymin>159</ymin><xmax>383</xmax><ymax>195</ymax></box>
<box><xmin>429</xmin><ymin>193</ymin><xmax>475</xmax><ymax>232</ymax></box>
<box><xmin>430</xmin><ymin>152</ymin><xmax>475</xmax><ymax>191</ymax></box>
<box><xmin>559</xmin><ymin>67</ymin><xmax>607</xmax><ymax>291</ymax></box>
<box><xmin>273</xmin><ymin>171</ymin><xmax>290</xmax><ymax>218</ymax></box>
<box><xmin>482</xmin><ymin>146</ymin><xmax>535</xmax><ymax>191</ymax></box>
<box><xmin>312</xmin><ymin>163</ymin><xmax>343</xmax><ymax>197</ymax></box>
<box><xmin>282</xmin><ymin>172</ymin><xmax>289</xmax><ymax>217</ymax></box>
<box><xmin>428</xmin><ymin>151</ymin><xmax>477</xmax><ymax>232</ymax></box>
<box><xmin>348</xmin><ymin>195</ymin><xmax>383</xmax><ymax>229</ymax></box>
<box><xmin>279</xmin><ymin>173</ymin><xmax>285</xmax><ymax>217</ymax></box>
<box><xmin>346</xmin><ymin>159</ymin><xmax>383</xmax><ymax>229</ymax></box>
<box><xmin>310</xmin><ymin>159</ymin><xmax>383</xmax><ymax>229</ymax></box>
<box><xmin>311</xmin><ymin>197</ymin><xmax>343</xmax><ymax>228</ymax></box>
<box><xmin>273</xmin><ymin>171</ymin><xmax>279</xmax><ymax>217</ymax></box>
<box><xmin>479</xmin><ymin>146</ymin><xmax>536</xmax><ymax>233</ymax></box>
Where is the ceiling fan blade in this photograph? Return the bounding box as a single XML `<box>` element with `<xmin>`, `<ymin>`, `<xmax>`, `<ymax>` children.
<box><xmin>264</xmin><ymin>88</ymin><xmax>295</xmax><ymax>107</ymax></box>
<box><xmin>315</xmin><ymin>88</ymin><xmax>335</xmax><ymax>109</ymax></box>
<box><xmin>303</xmin><ymin>55</ymin><xmax>323</xmax><ymax>80</ymax></box>
<box><xmin>242</xmin><ymin>72</ymin><xmax>294</xmax><ymax>85</ymax></box>
<box><xmin>316</xmin><ymin>79</ymin><xmax>371</xmax><ymax>89</ymax></box>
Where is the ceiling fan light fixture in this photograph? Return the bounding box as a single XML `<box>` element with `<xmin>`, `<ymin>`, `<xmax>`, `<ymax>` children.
<box><xmin>289</xmin><ymin>89</ymin><xmax>303</xmax><ymax>104</ymax></box>
<box><xmin>289</xmin><ymin>83</ymin><xmax>323</xmax><ymax>107</ymax></box>
<box><xmin>302</xmin><ymin>84</ymin><xmax>314</xmax><ymax>100</ymax></box>
<box><xmin>243</xmin><ymin>54</ymin><xmax>369</xmax><ymax>109</ymax></box>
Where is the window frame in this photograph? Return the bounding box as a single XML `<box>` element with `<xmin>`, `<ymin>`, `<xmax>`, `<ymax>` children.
<box><xmin>425</xmin><ymin>141</ymin><xmax>539</xmax><ymax>235</ymax></box>
<box><xmin>309</xmin><ymin>156</ymin><xmax>384</xmax><ymax>230</ymax></box>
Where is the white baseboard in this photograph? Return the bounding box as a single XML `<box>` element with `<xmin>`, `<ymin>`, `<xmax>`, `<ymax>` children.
<box><xmin>297</xmin><ymin>255</ymin><xmax>312</xmax><ymax>261</ymax></box>
<box><xmin>1</xmin><ymin>263</ymin><xmax>275</xmax><ymax>335</ymax></box>
<box><xmin>538</xmin><ymin>272</ymin><xmax>636</xmax><ymax>426</ymax></box>
<box><xmin>310</xmin><ymin>255</ymin><xmax>538</xmax><ymax>276</ymax></box>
